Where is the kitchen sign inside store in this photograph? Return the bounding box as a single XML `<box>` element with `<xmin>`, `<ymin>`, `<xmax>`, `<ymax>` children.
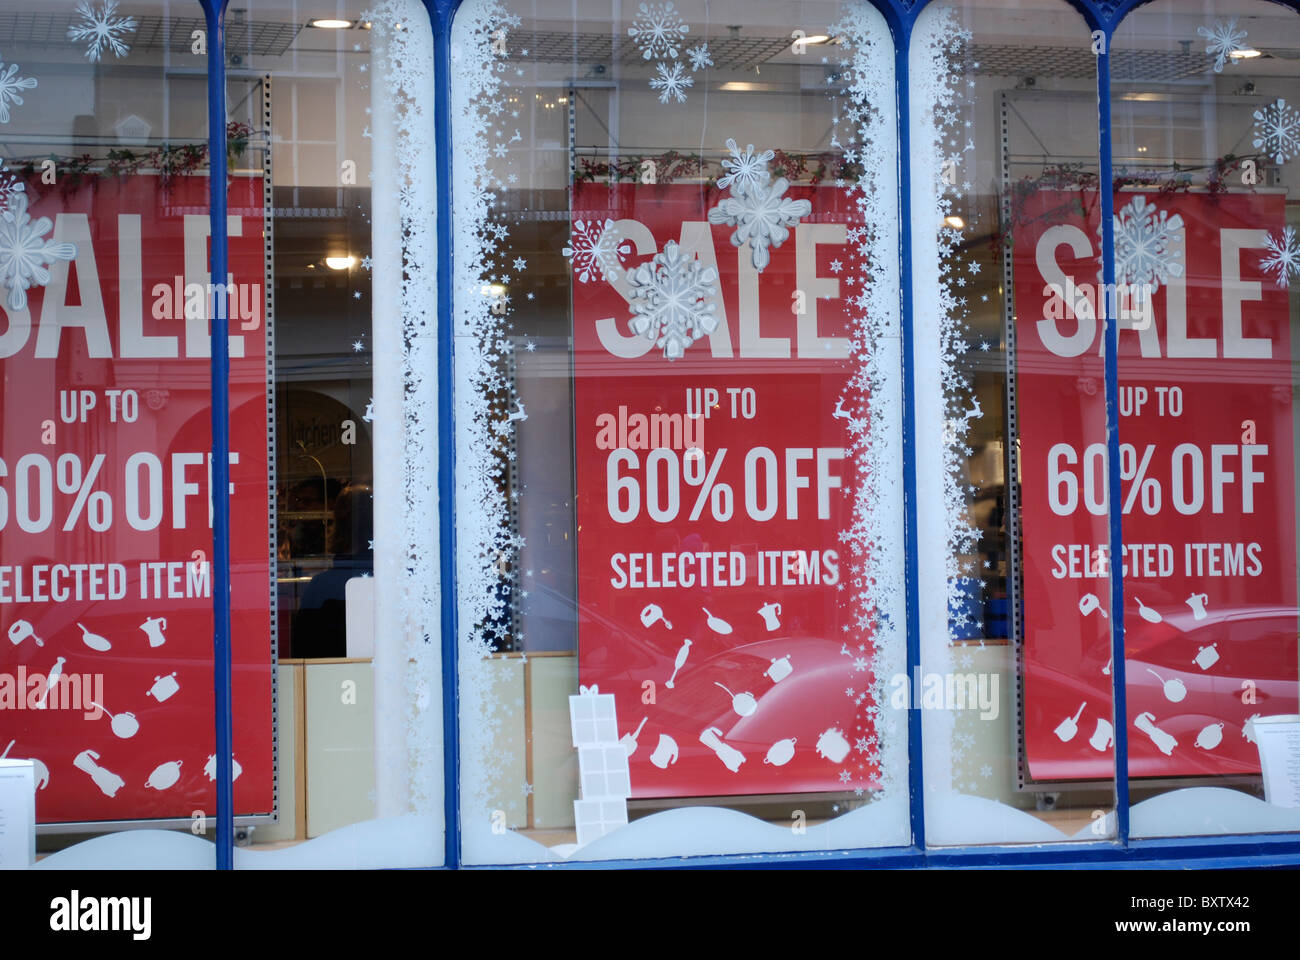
<box><xmin>1015</xmin><ymin>189</ymin><xmax>1300</xmax><ymax>781</ymax></box>
<box><xmin>571</xmin><ymin>181</ymin><xmax>868</xmax><ymax>799</ymax></box>
<box><xmin>0</xmin><ymin>175</ymin><xmax>275</xmax><ymax>823</ymax></box>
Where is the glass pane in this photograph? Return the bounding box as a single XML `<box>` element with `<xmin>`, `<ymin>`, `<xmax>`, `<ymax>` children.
<box><xmin>223</xmin><ymin>0</ymin><xmax>444</xmax><ymax>866</ymax></box>
<box><xmin>912</xmin><ymin>0</ymin><xmax>1117</xmax><ymax>845</ymax></box>
<box><xmin>1112</xmin><ymin>0</ymin><xmax>1300</xmax><ymax>838</ymax></box>
<box><xmin>452</xmin><ymin>0</ymin><xmax>908</xmax><ymax>862</ymax></box>
<box><xmin>0</xmin><ymin>0</ymin><xmax>239</xmax><ymax>868</ymax></box>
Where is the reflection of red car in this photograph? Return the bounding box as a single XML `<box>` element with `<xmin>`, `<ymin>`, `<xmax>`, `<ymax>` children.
<box><xmin>568</xmin><ymin>587</ymin><xmax>875</xmax><ymax>798</ymax></box>
<box><xmin>1026</xmin><ymin>603</ymin><xmax>1298</xmax><ymax>782</ymax></box>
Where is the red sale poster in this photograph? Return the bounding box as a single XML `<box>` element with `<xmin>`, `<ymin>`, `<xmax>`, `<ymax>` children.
<box><xmin>572</xmin><ymin>181</ymin><xmax>873</xmax><ymax>799</ymax></box>
<box><xmin>0</xmin><ymin>174</ymin><xmax>275</xmax><ymax>823</ymax></box>
<box><xmin>1014</xmin><ymin>188</ymin><xmax>1300</xmax><ymax>781</ymax></box>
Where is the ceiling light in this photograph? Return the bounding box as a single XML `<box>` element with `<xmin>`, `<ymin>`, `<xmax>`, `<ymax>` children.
<box><xmin>308</xmin><ymin>18</ymin><xmax>353</xmax><ymax>29</ymax></box>
<box><xmin>802</xmin><ymin>35</ymin><xmax>832</xmax><ymax>45</ymax></box>
<box><xmin>945</xmin><ymin>215</ymin><xmax>965</xmax><ymax>229</ymax></box>
<box><xmin>325</xmin><ymin>256</ymin><xmax>355</xmax><ymax>270</ymax></box>
<box><xmin>1229</xmin><ymin>48</ymin><xmax>1261</xmax><ymax>60</ymax></box>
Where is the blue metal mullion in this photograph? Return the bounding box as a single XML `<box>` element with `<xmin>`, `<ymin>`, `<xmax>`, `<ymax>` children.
<box><xmin>429</xmin><ymin>0</ymin><xmax>462</xmax><ymax>870</ymax></box>
<box><xmin>891</xmin><ymin>8</ymin><xmax>925</xmax><ymax>852</ymax></box>
<box><xmin>201</xmin><ymin>0</ymin><xmax>235</xmax><ymax>871</ymax></box>
<box><xmin>1095</xmin><ymin>23</ymin><xmax>1131</xmax><ymax>845</ymax></box>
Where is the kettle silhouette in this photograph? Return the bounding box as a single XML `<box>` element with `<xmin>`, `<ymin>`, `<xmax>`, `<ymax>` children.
<box><xmin>757</xmin><ymin>602</ymin><xmax>782</xmax><ymax>631</ymax></box>
<box><xmin>140</xmin><ymin>616</ymin><xmax>167</xmax><ymax>648</ymax></box>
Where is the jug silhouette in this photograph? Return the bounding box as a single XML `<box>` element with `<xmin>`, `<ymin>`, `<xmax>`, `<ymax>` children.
<box><xmin>757</xmin><ymin>602</ymin><xmax>782</xmax><ymax>632</ymax></box>
<box><xmin>649</xmin><ymin>734</ymin><xmax>679</xmax><ymax>769</ymax></box>
<box><xmin>140</xmin><ymin>616</ymin><xmax>167</xmax><ymax>648</ymax></box>
<box><xmin>1089</xmin><ymin>718</ymin><xmax>1114</xmax><ymax>752</ymax></box>
<box><xmin>1185</xmin><ymin>593</ymin><xmax>1208</xmax><ymax>621</ymax></box>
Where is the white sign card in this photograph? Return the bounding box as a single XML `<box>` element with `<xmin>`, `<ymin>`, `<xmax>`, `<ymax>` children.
<box><xmin>0</xmin><ymin>758</ymin><xmax>36</xmax><ymax>869</ymax></box>
<box><xmin>1252</xmin><ymin>714</ymin><xmax>1300</xmax><ymax>809</ymax></box>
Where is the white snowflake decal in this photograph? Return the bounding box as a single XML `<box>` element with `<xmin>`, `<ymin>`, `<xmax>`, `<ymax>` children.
<box><xmin>0</xmin><ymin>60</ymin><xmax>37</xmax><ymax>125</ymax></box>
<box><xmin>1197</xmin><ymin>18</ymin><xmax>1248</xmax><ymax>73</ymax></box>
<box><xmin>0</xmin><ymin>164</ymin><xmax>22</xmax><ymax>213</ymax></box>
<box><xmin>1260</xmin><ymin>226</ymin><xmax>1300</xmax><ymax>288</ymax></box>
<box><xmin>686</xmin><ymin>42</ymin><xmax>713</xmax><ymax>72</ymax></box>
<box><xmin>627</xmin><ymin>1</ymin><xmax>689</xmax><ymax>61</ymax></box>
<box><xmin>0</xmin><ymin>191</ymin><xmax>78</xmax><ymax>311</ymax></box>
<box><xmin>709</xmin><ymin>175</ymin><xmax>811</xmax><ymax>272</ymax></box>
<box><xmin>627</xmin><ymin>240</ymin><xmax>718</xmax><ymax>360</ymax></box>
<box><xmin>67</xmin><ymin>0</ymin><xmax>138</xmax><ymax>63</ymax></box>
<box><xmin>717</xmin><ymin>138</ymin><xmax>774</xmax><ymax>195</ymax></box>
<box><xmin>1112</xmin><ymin>195</ymin><xmax>1184</xmax><ymax>292</ymax></box>
<box><xmin>562</xmin><ymin>219</ymin><xmax>631</xmax><ymax>283</ymax></box>
<box><xmin>1253</xmin><ymin>98</ymin><xmax>1300</xmax><ymax>164</ymax></box>
<box><xmin>649</xmin><ymin>60</ymin><xmax>692</xmax><ymax>103</ymax></box>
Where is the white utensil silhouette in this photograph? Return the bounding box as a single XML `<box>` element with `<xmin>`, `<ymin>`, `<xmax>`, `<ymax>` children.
<box><xmin>73</xmin><ymin>749</ymin><xmax>124</xmax><ymax>797</ymax></box>
<box><xmin>699</xmin><ymin>727</ymin><xmax>745</xmax><ymax>772</ymax></box>
<box><xmin>764</xmin><ymin>738</ymin><xmax>797</xmax><ymax>766</ymax></box>
<box><xmin>702</xmin><ymin>607</ymin><xmax>733</xmax><ymax>635</ymax></box>
<box><xmin>77</xmin><ymin>623</ymin><xmax>112</xmax><ymax>652</ymax></box>
<box><xmin>1146</xmin><ymin>668</ymin><xmax>1186</xmax><ymax>703</ymax></box>
<box><xmin>1134</xmin><ymin>597</ymin><xmax>1162</xmax><ymax>623</ymax></box>
<box><xmin>640</xmin><ymin>603</ymin><xmax>672</xmax><ymax>630</ymax></box>
<box><xmin>714</xmin><ymin>682</ymin><xmax>757</xmax><ymax>717</ymax></box>
<box><xmin>1</xmin><ymin>741</ymin><xmax>49</xmax><ymax>789</ymax></box>
<box><xmin>816</xmin><ymin>727</ymin><xmax>851</xmax><ymax>763</ymax></box>
<box><xmin>665</xmin><ymin>638</ymin><xmax>692</xmax><ymax>689</ymax></box>
<box><xmin>1054</xmin><ymin>701</ymin><xmax>1086</xmax><ymax>742</ymax></box>
<box><xmin>1078</xmin><ymin>594</ymin><xmax>1107</xmax><ymax>618</ymax></box>
<box><xmin>7</xmin><ymin>619</ymin><xmax>43</xmax><ymax>647</ymax></box>
<box><xmin>1135</xmin><ymin>711</ymin><xmax>1178</xmax><ymax>755</ymax></box>
<box><xmin>35</xmin><ymin>657</ymin><xmax>66</xmax><ymax>709</ymax></box>
<box><xmin>87</xmin><ymin>700</ymin><xmax>140</xmax><ymax>739</ymax></box>
<box><xmin>620</xmin><ymin>717</ymin><xmax>647</xmax><ymax>757</ymax></box>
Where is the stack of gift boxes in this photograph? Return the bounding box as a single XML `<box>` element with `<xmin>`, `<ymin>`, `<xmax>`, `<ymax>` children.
<box><xmin>568</xmin><ymin>686</ymin><xmax>632</xmax><ymax>846</ymax></box>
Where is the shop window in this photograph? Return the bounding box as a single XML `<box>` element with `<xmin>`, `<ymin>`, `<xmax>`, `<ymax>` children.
<box><xmin>451</xmin><ymin>0</ymin><xmax>910</xmax><ymax>862</ymax></box>
<box><xmin>910</xmin><ymin>0</ymin><xmax>1116</xmax><ymax>846</ymax></box>
<box><xmin>1109</xmin><ymin>0</ymin><xmax>1300</xmax><ymax>838</ymax></box>
<box><xmin>219</xmin><ymin>0</ymin><xmax>443</xmax><ymax>866</ymax></box>
<box><xmin>0</xmin><ymin>0</ymin><xmax>236</xmax><ymax>866</ymax></box>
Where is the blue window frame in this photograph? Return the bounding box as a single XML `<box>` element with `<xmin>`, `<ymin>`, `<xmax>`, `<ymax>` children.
<box><xmin>185</xmin><ymin>0</ymin><xmax>1300</xmax><ymax>868</ymax></box>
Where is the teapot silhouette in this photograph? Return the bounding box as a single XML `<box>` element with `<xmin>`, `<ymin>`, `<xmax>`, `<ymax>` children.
<box><xmin>140</xmin><ymin>616</ymin><xmax>168</xmax><ymax>648</ymax></box>
<box><xmin>757</xmin><ymin>602</ymin><xmax>782</xmax><ymax>632</ymax></box>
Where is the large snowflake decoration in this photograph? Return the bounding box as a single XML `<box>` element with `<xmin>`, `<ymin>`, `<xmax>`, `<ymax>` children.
<box><xmin>649</xmin><ymin>60</ymin><xmax>692</xmax><ymax>103</ymax></box>
<box><xmin>0</xmin><ymin>191</ymin><xmax>78</xmax><ymax>311</ymax></box>
<box><xmin>1260</xmin><ymin>226</ymin><xmax>1300</xmax><ymax>288</ymax></box>
<box><xmin>627</xmin><ymin>2</ymin><xmax>689</xmax><ymax>61</ymax></box>
<box><xmin>709</xmin><ymin>175</ymin><xmax>811</xmax><ymax>272</ymax></box>
<box><xmin>1112</xmin><ymin>195</ymin><xmax>1184</xmax><ymax>292</ymax></box>
<box><xmin>0</xmin><ymin>60</ymin><xmax>37</xmax><ymax>124</ymax></box>
<box><xmin>67</xmin><ymin>0</ymin><xmax>138</xmax><ymax>63</ymax></box>
<box><xmin>627</xmin><ymin>240</ymin><xmax>718</xmax><ymax>359</ymax></box>
<box><xmin>686</xmin><ymin>42</ymin><xmax>713</xmax><ymax>72</ymax></box>
<box><xmin>562</xmin><ymin>219</ymin><xmax>631</xmax><ymax>283</ymax></box>
<box><xmin>1253</xmin><ymin>98</ymin><xmax>1300</xmax><ymax>165</ymax></box>
<box><xmin>717</xmin><ymin>138</ymin><xmax>774</xmax><ymax>195</ymax></box>
<box><xmin>1197</xmin><ymin>18</ymin><xmax>1248</xmax><ymax>73</ymax></box>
